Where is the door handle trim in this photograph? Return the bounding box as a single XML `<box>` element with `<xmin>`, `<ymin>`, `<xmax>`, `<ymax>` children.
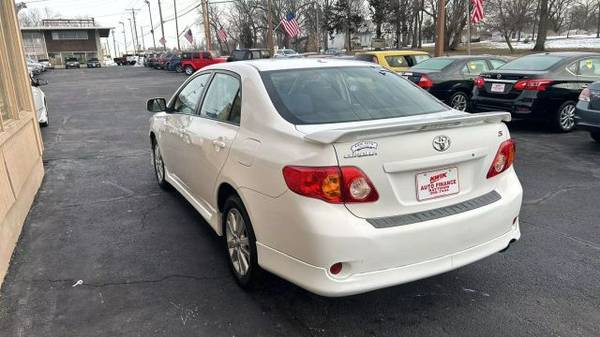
<box><xmin>212</xmin><ymin>139</ymin><xmax>226</xmax><ymax>149</ymax></box>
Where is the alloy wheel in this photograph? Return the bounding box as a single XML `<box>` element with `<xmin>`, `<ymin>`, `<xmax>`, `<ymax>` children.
<box><xmin>225</xmin><ymin>208</ymin><xmax>251</xmax><ymax>277</ymax></box>
<box><xmin>451</xmin><ymin>93</ymin><xmax>468</xmax><ymax>111</ymax></box>
<box><xmin>185</xmin><ymin>66</ymin><xmax>194</xmax><ymax>76</ymax></box>
<box><xmin>153</xmin><ymin>144</ymin><xmax>164</xmax><ymax>182</ymax></box>
<box><xmin>559</xmin><ymin>104</ymin><xmax>576</xmax><ymax>131</ymax></box>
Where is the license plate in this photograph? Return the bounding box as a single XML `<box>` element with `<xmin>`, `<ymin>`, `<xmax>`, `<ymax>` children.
<box><xmin>416</xmin><ymin>167</ymin><xmax>459</xmax><ymax>201</ymax></box>
<box><xmin>490</xmin><ymin>83</ymin><xmax>506</xmax><ymax>93</ymax></box>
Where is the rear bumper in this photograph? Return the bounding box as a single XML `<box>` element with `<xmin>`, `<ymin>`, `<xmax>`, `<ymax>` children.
<box><xmin>472</xmin><ymin>93</ymin><xmax>556</xmax><ymax>119</ymax></box>
<box><xmin>258</xmin><ymin>223</ymin><xmax>520</xmax><ymax>297</ymax></box>
<box><xmin>575</xmin><ymin>103</ymin><xmax>600</xmax><ymax>132</ymax></box>
<box><xmin>243</xmin><ymin>170</ymin><xmax>523</xmax><ymax>297</ymax></box>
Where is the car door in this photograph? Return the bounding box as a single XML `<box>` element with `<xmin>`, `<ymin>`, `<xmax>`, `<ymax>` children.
<box><xmin>180</xmin><ymin>71</ymin><xmax>242</xmax><ymax>210</ymax></box>
<box><xmin>159</xmin><ymin>72</ymin><xmax>212</xmax><ymax>188</ymax></box>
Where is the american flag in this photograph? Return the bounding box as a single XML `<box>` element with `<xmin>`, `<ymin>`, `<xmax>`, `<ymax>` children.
<box><xmin>280</xmin><ymin>13</ymin><xmax>301</xmax><ymax>38</ymax></box>
<box><xmin>184</xmin><ymin>29</ymin><xmax>193</xmax><ymax>44</ymax></box>
<box><xmin>217</xmin><ymin>27</ymin><xmax>227</xmax><ymax>43</ymax></box>
<box><xmin>471</xmin><ymin>0</ymin><xmax>484</xmax><ymax>24</ymax></box>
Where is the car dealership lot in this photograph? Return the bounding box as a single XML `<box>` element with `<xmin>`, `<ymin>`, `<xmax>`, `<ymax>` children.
<box><xmin>0</xmin><ymin>67</ymin><xmax>598</xmax><ymax>336</ymax></box>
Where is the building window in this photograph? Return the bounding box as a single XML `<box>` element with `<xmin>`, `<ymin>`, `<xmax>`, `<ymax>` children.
<box><xmin>51</xmin><ymin>30</ymin><xmax>88</xmax><ymax>40</ymax></box>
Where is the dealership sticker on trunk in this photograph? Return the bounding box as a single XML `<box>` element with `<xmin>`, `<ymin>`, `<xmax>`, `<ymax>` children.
<box><xmin>416</xmin><ymin>167</ymin><xmax>459</xmax><ymax>201</ymax></box>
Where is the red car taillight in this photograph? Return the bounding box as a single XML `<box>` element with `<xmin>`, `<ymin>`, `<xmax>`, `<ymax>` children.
<box><xmin>418</xmin><ymin>74</ymin><xmax>433</xmax><ymax>89</ymax></box>
<box><xmin>474</xmin><ymin>76</ymin><xmax>485</xmax><ymax>89</ymax></box>
<box><xmin>487</xmin><ymin>139</ymin><xmax>516</xmax><ymax>179</ymax></box>
<box><xmin>579</xmin><ymin>88</ymin><xmax>591</xmax><ymax>102</ymax></box>
<box><xmin>513</xmin><ymin>79</ymin><xmax>553</xmax><ymax>91</ymax></box>
<box><xmin>282</xmin><ymin>166</ymin><xmax>379</xmax><ymax>203</ymax></box>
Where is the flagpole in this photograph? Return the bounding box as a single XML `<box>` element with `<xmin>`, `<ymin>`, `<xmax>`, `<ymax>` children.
<box><xmin>267</xmin><ymin>0</ymin><xmax>274</xmax><ymax>54</ymax></box>
<box><xmin>467</xmin><ymin>0</ymin><xmax>471</xmax><ymax>55</ymax></box>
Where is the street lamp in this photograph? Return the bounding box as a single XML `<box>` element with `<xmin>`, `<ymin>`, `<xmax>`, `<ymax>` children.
<box><xmin>144</xmin><ymin>0</ymin><xmax>157</xmax><ymax>49</ymax></box>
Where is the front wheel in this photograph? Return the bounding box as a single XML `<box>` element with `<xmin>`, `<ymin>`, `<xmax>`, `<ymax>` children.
<box><xmin>223</xmin><ymin>195</ymin><xmax>260</xmax><ymax>289</ymax></box>
<box><xmin>591</xmin><ymin>132</ymin><xmax>600</xmax><ymax>143</ymax></box>
<box><xmin>553</xmin><ymin>101</ymin><xmax>577</xmax><ymax>132</ymax></box>
<box><xmin>151</xmin><ymin>139</ymin><xmax>169</xmax><ymax>189</ymax></box>
<box><xmin>448</xmin><ymin>91</ymin><xmax>470</xmax><ymax>111</ymax></box>
<box><xmin>184</xmin><ymin>66</ymin><xmax>194</xmax><ymax>76</ymax></box>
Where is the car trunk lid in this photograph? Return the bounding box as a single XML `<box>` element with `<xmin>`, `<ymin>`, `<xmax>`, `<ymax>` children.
<box><xmin>297</xmin><ymin>111</ymin><xmax>511</xmax><ymax>220</ymax></box>
<box><xmin>478</xmin><ymin>70</ymin><xmax>547</xmax><ymax>99</ymax></box>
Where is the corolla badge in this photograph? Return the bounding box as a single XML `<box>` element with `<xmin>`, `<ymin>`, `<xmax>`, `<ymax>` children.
<box><xmin>344</xmin><ymin>141</ymin><xmax>378</xmax><ymax>158</ymax></box>
<box><xmin>432</xmin><ymin>135</ymin><xmax>451</xmax><ymax>152</ymax></box>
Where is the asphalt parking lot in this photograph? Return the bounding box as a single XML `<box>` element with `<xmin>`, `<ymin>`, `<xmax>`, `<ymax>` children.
<box><xmin>0</xmin><ymin>66</ymin><xmax>599</xmax><ymax>337</ymax></box>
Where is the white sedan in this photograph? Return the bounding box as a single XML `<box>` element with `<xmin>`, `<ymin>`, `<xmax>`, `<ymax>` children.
<box><xmin>31</xmin><ymin>78</ymin><xmax>48</xmax><ymax>127</ymax></box>
<box><xmin>147</xmin><ymin>59</ymin><xmax>522</xmax><ymax>296</ymax></box>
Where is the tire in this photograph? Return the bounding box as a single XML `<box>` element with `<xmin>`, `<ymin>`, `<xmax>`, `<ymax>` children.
<box><xmin>591</xmin><ymin>132</ymin><xmax>600</xmax><ymax>143</ymax></box>
<box><xmin>448</xmin><ymin>91</ymin><xmax>470</xmax><ymax>112</ymax></box>
<box><xmin>223</xmin><ymin>195</ymin><xmax>260</xmax><ymax>289</ymax></box>
<box><xmin>151</xmin><ymin>139</ymin><xmax>170</xmax><ymax>189</ymax></box>
<box><xmin>40</xmin><ymin>121</ymin><xmax>48</xmax><ymax>127</ymax></box>
<box><xmin>553</xmin><ymin>101</ymin><xmax>577</xmax><ymax>132</ymax></box>
<box><xmin>175</xmin><ymin>64</ymin><xmax>183</xmax><ymax>73</ymax></box>
<box><xmin>184</xmin><ymin>65</ymin><xmax>194</xmax><ymax>76</ymax></box>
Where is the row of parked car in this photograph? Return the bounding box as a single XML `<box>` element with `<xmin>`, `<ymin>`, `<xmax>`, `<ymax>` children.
<box><xmin>345</xmin><ymin>49</ymin><xmax>600</xmax><ymax>140</ymax></box>
<box><xmin>136</xmin><ymin>47</ymin><xmax>600</xmax><ymax>142</ymax></box>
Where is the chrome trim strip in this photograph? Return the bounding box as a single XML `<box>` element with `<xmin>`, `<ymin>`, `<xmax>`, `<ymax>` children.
<box><xmin>485</xmin><ymin>79</ymin><xmax>518</xmax><ymax>83</ymax></box>
<box><xmin>367</xmin><ymin>191</ymin><xmax>502</xmax><ymax>228</ymax></box>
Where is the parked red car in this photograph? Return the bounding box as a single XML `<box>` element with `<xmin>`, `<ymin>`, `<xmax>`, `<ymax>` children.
<box><xmin>180</xmin><ymin>51</ymin><xmax>227</xmax><ymax>75</ymax></box>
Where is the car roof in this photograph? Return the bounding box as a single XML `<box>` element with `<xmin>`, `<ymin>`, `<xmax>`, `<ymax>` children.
<box><xmin>434</xmin><ymin>55</ymin><xmax>504</xmax><ymax>60</ymax></box>
<box><xmin>526</xmin><ymin>52</ymin><xmax>600</xmax><ymax>58</ymax></box>
<box><xmin>211</xmin><ymin>58</ymin><xmax>374</xmax><ymax>72</ymax></box>
<box><xmin>357</xmin><ymin>50</ymin><xmax>429</xmax><ymax>56</ymax></box>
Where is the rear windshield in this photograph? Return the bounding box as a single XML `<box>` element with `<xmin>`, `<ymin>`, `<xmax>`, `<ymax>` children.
<box><xmin>261</xmin><ymin>67</ymin><xmax>446</xmax><ymax>125</ymax></box>
<box><xmin>66</xmin><ymin>58</ymin><xmax>77</xmax><ymax>61</ymax></box>
<box><xmin>500</xmin><ymin>56</ymin><xmax>564</xmax><ymax>71</ymax></box>
<box><xmin>412</xmin><ymin>58</ymin><xmax>455</xmax><ymax>70</ymax></box>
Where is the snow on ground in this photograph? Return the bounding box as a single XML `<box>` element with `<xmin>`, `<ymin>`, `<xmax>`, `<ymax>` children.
<box><xmin>483</xmin><ymin>34</ymin><xmax>600</xmax><ymax>49</ymax></box>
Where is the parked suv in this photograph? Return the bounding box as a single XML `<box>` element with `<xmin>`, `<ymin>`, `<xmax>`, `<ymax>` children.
<box><xmin>227</xmin><ymin>48</ymin><xmax>271</xmax><ymax>62</ymax></box>
<box><xmin>180</xmin><ymin>51</ymin><xmax>227</xmax><ymax>75</ymax></box>
<box><xmin>65</xmin><ymin>57</ymin><xmax>81</xmax><ymax>69</ymax></box>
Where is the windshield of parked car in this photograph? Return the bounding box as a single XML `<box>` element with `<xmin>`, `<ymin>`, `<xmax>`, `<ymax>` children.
<box><xmin>262</xmin><ymin>66</ymin><xmax>446</xmax><ymax>124</ymax></box>
<box><xmin>412</xmin><ymin>58</ymin><xmax>455</xmax><ymax>70</ymax></box>
<box><xmin>499</xmin><ymin>55</ymin><xmax>564</xmax><ymax>71</ymax></box>
<box><xmin>66</xmin><ymin>58</ymin><xmax>78</xmax><ymax>62</ymax></box>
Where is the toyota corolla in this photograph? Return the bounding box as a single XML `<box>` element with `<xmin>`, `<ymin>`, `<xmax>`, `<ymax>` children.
<box><xmin>146</xmin><ymin>59</ymin><xmax>523</xmax><ymax>297</ymax></box>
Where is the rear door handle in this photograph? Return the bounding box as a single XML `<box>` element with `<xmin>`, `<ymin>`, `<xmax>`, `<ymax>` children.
<box><xmin>212</xmin><ymin>139</ymin><xmax>226</xmax><ymax>149</ymax></box>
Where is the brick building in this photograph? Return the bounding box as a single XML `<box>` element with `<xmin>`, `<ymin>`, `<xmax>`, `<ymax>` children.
<box><xmin>21</xmin><ymin>18</ymin><xmax>111</xmax><ymax>66</ymax></box>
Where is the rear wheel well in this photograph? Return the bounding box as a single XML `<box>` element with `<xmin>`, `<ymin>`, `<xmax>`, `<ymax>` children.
<box><xmin>217</xmin><ymin>183</ymin><xmax>239</xmax><ymax>213</ymax></box>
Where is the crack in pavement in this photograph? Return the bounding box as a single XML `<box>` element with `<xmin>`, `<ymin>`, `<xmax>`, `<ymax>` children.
<box><xmin>522</xmin><ymin>220</ymin><xmax>600</xmax><ymax>250</ymax></box>
<box><xmin>28</xmin><ymin>274</ymin><xmax>227</xmax><ymax>289</ymax></box>
<box><xmin>523</xmin><ymin>183</ymin><xmax>600</xmax><ymax>205</ymax></box>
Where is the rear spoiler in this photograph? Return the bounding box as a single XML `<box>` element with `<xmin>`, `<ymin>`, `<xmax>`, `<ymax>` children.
<box><xmin>303</xmin><ymin>112</ymin><xmax>511</xmax><ymax>144</ymax></box>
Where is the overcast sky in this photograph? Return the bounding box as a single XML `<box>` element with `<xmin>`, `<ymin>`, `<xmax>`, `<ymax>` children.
<box><xmin>22</xmin><ymin>0</ymin><xmax>210</xmax><ymax>54</ymax></box>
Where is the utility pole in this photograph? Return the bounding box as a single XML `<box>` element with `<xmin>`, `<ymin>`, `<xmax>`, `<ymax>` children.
<box><xmin>202</xmin><ymin>0</ymin><xmax>212</xmax><ymax>51</ymax></box>
<box><xmin>111</xmin><ymin>28</ymin><xmax>118</xmax><ymax>57</ymax></box>
<box><xmin>434</xmin><ymin>0</ymin><xmax>445</xmax><ymax>56</ymax></box>
<box><xmin>128</xmin><ymin>8</ymin><xmax>141</xmax><ymax>52</ymax></box>
<box><xmin>145</xmin><ymin>0</ymin><xmax>157</xmax><ymax>49</ymax></box>
<box><xmin>157</xmin><ymin>0</ymin><xmax>166</xmax><ymax>50</ymax></box>
<box><xmin>119</xmin><ymin>21</ymin><xmax>128</xmax><ymax>54</ymax></box>
<box><xmin>140</xmin><ymin>26</ymin><xmax>147</xmax><ymax>50</ymax></box>
<box><xmin>173</xmin><ymin>0</ymin><xmax>181</xmax><ymax>50</ymax></box>
<box><xmin>467</xmin><ymin>0</ymin><xmax>471</xmax><ymax>55</ymax></box>
<box><xmin>267</xmin><ymin>0</ymin><xmax>273</xmax><ymax>54</ymax></box>
<box><xmin>128</xmin><ymin>18</ymin><xmax>137</xmax><ymax>53</ymax></box>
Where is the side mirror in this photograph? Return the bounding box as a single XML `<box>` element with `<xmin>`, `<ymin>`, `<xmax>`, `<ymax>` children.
<box><xmin>147</xmin><ymin>97</ymin><xmax>167</xmax><ymax>113</ymax></box>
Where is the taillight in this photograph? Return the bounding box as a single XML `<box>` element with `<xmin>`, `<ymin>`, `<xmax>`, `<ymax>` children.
<box><xmin>579</xmin><ymin>88</ymin><xmax>591</xmax><ymax>102</ymax></box>
<box><xmin>282</xmin><ymin>166</ymin><xmax>379</xmax><ymax>203</ymax></box>
<box><xmin>474</xmin><ymin>76</ymin><xmax>485</xmax><ymax>89</ymax></box>
<box><xmin>487</xmin><ymin>139</ymin><xmax>516</xmax><ymax>179</ymax></box>
<box><xmin>513</xmin><ymin>79</ymin><xmax>553</xmax><ymax>91</ymax></box>
<box><xmin>418</xmin><ymin>74</ymin><xmax>433</xmax><ymax>89</ymax></box>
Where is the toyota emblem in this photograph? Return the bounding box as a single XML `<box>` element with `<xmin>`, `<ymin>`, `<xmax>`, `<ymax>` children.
<box><xmin>432</xmin><ymin>135</ymin><xmax>451</xmax><ymax>152</ymax></box>
<box><xmin>496</xmin><ymin>74</ymin><xmax>502</xmax><ymax>79</ymax></box>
